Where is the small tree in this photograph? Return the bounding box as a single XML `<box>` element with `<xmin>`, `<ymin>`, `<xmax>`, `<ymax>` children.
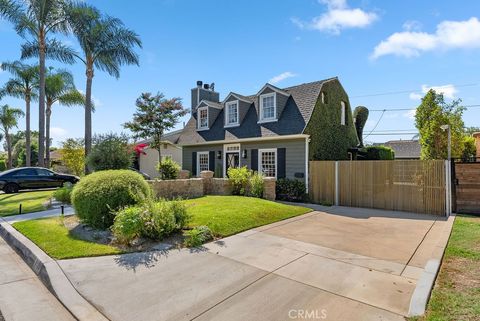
<box><xmin>353</xmin><ymin>106</ymin><xmax>369</xmax><ymax>147</ymax></box>
<box><xmin>60</xmin><ymin>138</ymin><xmax>84</xmax><ymax>176</ymax></box>
<box><xmin>0</xmin><ymin>105</ymin><xmax>24</xmax><ymax>169</ymax></box>
<box><xmin>123</xmin><ymin>92</ymin><xmax>188</xmax><ymax>176</ymax></box>
<box><xmin>415</xmin><ymin>90</ymin><xmax>465</xmax><ymax>160</ymax></box>
<box><xmin>86</xmin><ymin>133</ymin><xmax>132</xmax><ymax>171</ymax></box>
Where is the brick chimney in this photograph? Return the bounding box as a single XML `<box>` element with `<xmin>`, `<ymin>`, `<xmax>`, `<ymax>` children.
<box><xmin>191</xmin><ymin>80</ymin><xmax>219</xmax><ymax>115</ymax></box>
<box><xmin>473</xmin><ymin>132</ymin><xmax>480</xmax><ymax>158</ymax></box>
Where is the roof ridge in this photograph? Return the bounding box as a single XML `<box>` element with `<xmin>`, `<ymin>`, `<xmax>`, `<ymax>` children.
<box><xmin>282</xmin><ymin>77</ymin><xmax>338</xmax><ymax>91</ymax></box>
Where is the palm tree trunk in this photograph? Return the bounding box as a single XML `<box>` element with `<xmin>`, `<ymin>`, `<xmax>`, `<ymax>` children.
<box><xmin>45</xmin><ymin>103</ymin><xmax>52</xmax><ymax>168</ymax></box>
<box><xmin>6</xmin><ymin>130</ymin><xmax>12</xmax><ymax>169</ymax></box>
<box><xmin>84</xmin><ymin>64</ymin><xmax>94</xmax><ymax>174</ymax></box>
<box><xmin>25</xmin><ymin>94</ymin><xmax>31</xmax><ymax>166</ymax></box>
<box><xmin>38</xmin><ymin>34</ymin><xmax>46</xmax><ymax>167</ymax></box>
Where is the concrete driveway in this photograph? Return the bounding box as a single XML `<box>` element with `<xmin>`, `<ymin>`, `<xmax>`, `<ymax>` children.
<box><xmin>59</xmin><ymin>205</ymin><xmax>453</xmax><ymax>321</ymax></box>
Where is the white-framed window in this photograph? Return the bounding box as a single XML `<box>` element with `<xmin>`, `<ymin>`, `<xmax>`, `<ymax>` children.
<box><xmin>197</xmin><ymin>107</ymin><xmax>208</xmax><ymax>130</ymax></box>
<box><xmin>225</xmin><ymin>101</ymin><xmax>239</xmax><ymax>126</ymax></box>
<box><xmin>259</xmin><ymin>93</ymin><xmax>276</xmax><ymax>122</ymax></box>
<box><xmin>321</xmin><ymin>92</ymin><xmax>327</xmax><ymax>104</ymax></box>
<box><xmin>259</xmin><ymin>148</ymin><xmax>277</xmax><ymax>178</ymax></box>
<box><xmin>197</xmin><ymin>151</ymin><xmax>209</xmax><ymax>174</ymax></box>
<box><xmin>340</xmin><ymin>101</ymin><xmax>346</xmax><ymax>125</ymax></box>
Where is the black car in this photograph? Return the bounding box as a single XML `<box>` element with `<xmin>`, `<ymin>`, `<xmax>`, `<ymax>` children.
<box><xmin>0</xmin><ymin>167</ymin><xmax>80</xmax><ymax>194</ymax></box>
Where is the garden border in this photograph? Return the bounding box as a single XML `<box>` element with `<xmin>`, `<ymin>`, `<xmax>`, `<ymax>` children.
<box><xmin>0</xmin><ymin>217</ymin><xmax>109</xmax><ymax>321</ymax></box>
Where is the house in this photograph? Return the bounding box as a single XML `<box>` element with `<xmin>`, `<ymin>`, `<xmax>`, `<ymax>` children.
<box><xmin>177</xmin><ymin>78</ymin><xmax>359</xmax><ymax>188</ymax></box>
<box><xmin>138</xmin><ymin>129</ymin><xmax>183</xmax><ymax>178</ymax></box>
<box><xmin>379</xmin><ymin>140</ymin><xmax>421</xmax><ymax>159</ymax></box>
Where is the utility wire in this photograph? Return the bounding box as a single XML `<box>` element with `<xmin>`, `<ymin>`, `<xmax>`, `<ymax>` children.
<box><xmin>363</xmin><ymin>110</ymin><xmax>386</xmax><ymax>139</ymax></box>
<box><xmin>350</xmin><ymin>83</ymin><xmax>478</xmax><ymax>98</ymax></box>
<box><xmin>368</xmin><ymin>104</ymin><xmax>480</xmax><ymax>112</ymax></box>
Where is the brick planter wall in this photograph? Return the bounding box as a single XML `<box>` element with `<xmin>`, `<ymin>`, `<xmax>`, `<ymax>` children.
<box><xmin>148</xmin><ymin>170</ymin><xmax>276</xmax><ymax>200</ymax></box>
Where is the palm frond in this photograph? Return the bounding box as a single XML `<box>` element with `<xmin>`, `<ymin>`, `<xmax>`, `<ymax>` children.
<box><xmin>58</xmin><ymin>89</ymin><xmax>84</xmax><ymax>107</ymax></box>
<box><xmin>21</xmin><ymin>38</ymin><xmax>77</xmax><ymax>64</ymax></box>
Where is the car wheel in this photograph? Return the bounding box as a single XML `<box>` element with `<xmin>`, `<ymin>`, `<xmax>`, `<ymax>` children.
<box><xmin>4</xmin><ymin>183</ymin><xmax>19</xmax><ymax>194</ymax></box>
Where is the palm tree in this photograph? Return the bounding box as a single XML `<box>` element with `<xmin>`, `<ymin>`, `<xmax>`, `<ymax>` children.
<box><xmin>0</xmin><ymin>105</ymin><xmax>25</xmax><ymax>169</ymax></box>
<box><xmin>1</xmin><ymin>61</ymin><xmax>38</xmax><ymax>166</ymax></box>
<box><xmin>0</xmin><ymin>0</ymin><xmax>74</xmax><ymax>167</ymax></box>
<box><xmin>44</xmin><ymin>68</ymin><xmax>84</xmax><ymax>167</ymax></box>
<box><xmin>66</xmin><ymin>3</ymin><xmax>142</xmax><ymax>173</ymax></box>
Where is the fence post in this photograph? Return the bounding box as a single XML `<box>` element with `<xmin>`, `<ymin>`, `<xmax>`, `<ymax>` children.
<box><xmin>445</xmin><ymin>160</ymin><xmax>450</xmax><ymax>217</ymax></box>
<box><xmin>335</xmin><ymin>161</ymin><xmax>339</xmax><ymax>206</ymax></box>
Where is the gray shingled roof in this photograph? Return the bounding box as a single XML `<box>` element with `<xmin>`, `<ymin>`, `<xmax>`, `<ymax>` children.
<box><xmin>377</xmin><ymin>140</ymin><xmax>421</xmax><ymax>159</ymax></box>
<box><xmin>177</xmin><ymin>78</ymin><xmax>337</xmax><ymax>145</ymax></box>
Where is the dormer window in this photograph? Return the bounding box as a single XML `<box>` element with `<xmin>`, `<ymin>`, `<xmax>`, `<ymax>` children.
<box><xmin>259</xmin><ymin>93</ymin><xmax>276</xmax><ymax>122</ymax></box>
<box><xmin>198</xmin><ymin>107</ymin><xmax>208</xmax><ymax>130</ymax></box>
<box><xmin>225</xmin><ymin>101</ymin><xmax>239</xmax><ymax>127</ymax></box>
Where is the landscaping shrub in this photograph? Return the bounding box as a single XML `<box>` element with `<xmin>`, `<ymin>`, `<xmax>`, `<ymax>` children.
<box><xmin>0</xmin><ymin>159</ymin><xmax>6</xmax><ymax>172</ymax></box>
<box><xmin>86</xmin><ymin>133</ymin><xmax>133</xmax><ymax>171</ymax></box>
<box><xmin>183</xmin><ymin>225</ymin><xmax>213</xmax><ymax>247</ymax></box>
<box><xmin>112</xmin><ymin>206</ymin><xmax>144</xmax><ymax>244</ymax></box>
<box><xmin>365</xmin><ymin>146</ymin><xmax>395</xmax><ymax>160</ymax></box>
<box><xmin>71</xmin><ymin>170</ymin><xmax>152</xmax><ymax>229</ymax></box>
<box><xmin>156</xmin><ymin>158</ymin><xmax>180</xmax><ymax>180</ymax></box>
<box><xmin>276</xmin><ymin>178</ymin><xmax>307</xmax><ymax>202</ymax></box>
<box><xmin>248</xmin><ymin>172</ymin><xmax>264</xmax><ymax>198</ymax></box>
<box><xmin>53</xmin><ymin>183</ymin><xmax>74</xmax><ymax>204</ymax></box>
<box><xmin>228</xmin><ymin>166</ymin><xmax>251</xmax><ymax>195</ymax></box>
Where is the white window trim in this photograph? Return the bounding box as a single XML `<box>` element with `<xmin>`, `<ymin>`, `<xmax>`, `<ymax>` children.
<box><xmin>258</xmin><ymin>92</ymin><xmax>277</xmax><ymax>123</ymax></box>
<box><xmin>225</xmin><ymin>100</ymin><xmax>240</xmax><ymax>127</ymax></box>
<box><xmin>197</xmin><ymin>151</ymin><xmax>209</xmax><ymax>176</ymax></box>
<box><xmin>341</xmin><ymin>101</ymin><xmax>346</xmax><ymax>126</ymax></box>
<box><xmin>258</xmin><ymin>148</ymin><xmax>277</xmax><ymax>178</ymax></box>
<box><xmin>223</xmin><ymin>143</ymin><xmax>241</xmax><ymax>177</ymax></box>
<box><xmin>197</xmin><ymin>107</ymin><xmax>209</xmax><ymax>131</ymax></box>
<box><xmin>321</xmin><ymin>92</ymin><xmax>326</xmax><ymax>104</ymax></box>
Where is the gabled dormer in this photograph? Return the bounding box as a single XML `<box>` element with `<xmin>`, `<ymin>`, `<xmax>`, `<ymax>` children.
<box><xmin>195</xmin><ymin>100</ymin><xmax>222</xmax><ymax>131</ymax></box>
<box><xmin>223</xmin><ymin>92</ymin><xmax>253</xmax><ymax>128</ymax></box>
<box><xmin>255</xmin><ymin>83</ymin><xmax>290</xmax><ymax>124</ymax></box>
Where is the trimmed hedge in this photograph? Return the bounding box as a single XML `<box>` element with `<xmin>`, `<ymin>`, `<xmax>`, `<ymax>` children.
<box><xmin>71</xmin><ymin>170</ymin><xmax>152</xmax><ymax>229</ymax></box>
<box><xmin>365</xmin><ymin>146</ymin><xmax>395</xmax><ymax>160</ymax></box>
<box><xmin>304</xmin><ymin>79</ymin><xmax>359</xmax><ymax>160</ymax></box>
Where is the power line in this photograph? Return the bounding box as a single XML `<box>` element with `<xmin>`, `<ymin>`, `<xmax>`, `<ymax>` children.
<box><xmin>363</xmin><ymin>110</ymin><xmax>385</xmax><ymax>139</ymax></box>
<box><xmin>368</xmin><ymin>104</ymin><xmax>480</xmax><ymax>112</ymax></box>
<box><xmin>350</xmin><ymin>83</ymin><xmax>479</xmax><ymax>98</ymax></box>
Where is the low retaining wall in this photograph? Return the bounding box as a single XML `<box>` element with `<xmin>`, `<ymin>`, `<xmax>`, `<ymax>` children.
<box><xmin>148</xmin><ymin>171</ymin><xmax>276</xmax><ymax>200</ymax></box>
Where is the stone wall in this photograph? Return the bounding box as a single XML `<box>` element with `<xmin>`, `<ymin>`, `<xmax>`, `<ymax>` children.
<box><xmin>148</xmin><ymin>170</ymin><xmax>276</xmax><ymax>201</ymax></box>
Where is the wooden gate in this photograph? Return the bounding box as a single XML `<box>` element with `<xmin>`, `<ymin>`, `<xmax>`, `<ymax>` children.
<box><xmin>309</xmin><ymin>160</ymin><xmax>447</xmax><ymax>215</ymax></box>
<box><xmin>455</xmin><ymin>162</ymin><xmax>480</xmax><ymax>214</ymax></box>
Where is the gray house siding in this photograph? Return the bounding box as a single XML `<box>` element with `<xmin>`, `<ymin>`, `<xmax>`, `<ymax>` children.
<box><xmin>182</xmin><ymin>138</ymin><xmax>306</xmax><ymax>182</ymax></box>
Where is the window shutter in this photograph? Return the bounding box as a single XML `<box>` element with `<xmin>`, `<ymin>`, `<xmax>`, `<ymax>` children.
<box><xmin>209</xmin><ymin>151</ymin><xmax>215</xmax><ymax>171</ymax></box>
<box><xmin>277</xmin><ymin>148</ymin><xmax>286</xmax><ymax>178</ymax></box>
<box><xmin>192</xmin><ymin>152</ymin><xmax>197</xmax><ymax>176</ymax></box>
<box><xmin>251</xmin><ymin>149</ymin><xmax>258</xmax><ymax>171</ymax></box>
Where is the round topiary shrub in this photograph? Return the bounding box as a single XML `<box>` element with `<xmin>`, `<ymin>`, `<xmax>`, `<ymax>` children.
<box><xmin>71</xmin><ymin>170</ymin><xmax>152</xmax><ymax>229</ymax></box>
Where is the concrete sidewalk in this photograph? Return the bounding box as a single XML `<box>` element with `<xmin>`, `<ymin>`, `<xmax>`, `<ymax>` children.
<box><xmin>58</xmin><ymin>207</ymin><xmax>455</xmax><ymax>321</ymax></box>
<box><xmin>3</xmin><ymin>206</ymin><xmax>74</xmax><ymax>224</ymax></box>
<box><xmin>0</xmin><ymin>238</ymin><xmax>74</xmax><ymax>321</ymax></box>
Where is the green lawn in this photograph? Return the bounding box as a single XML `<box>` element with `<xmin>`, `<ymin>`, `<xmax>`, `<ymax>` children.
<box><xmin>13</xmin><ymin>217</ymin><xmax>122</xmax><ymax>259</ymax></box>
<box><xmin>410</xmin><ymin>215</ymin><xmax>480</xmax><ymax>321</ymax></box>
<box><xmin>0</xmin><ymin>190</ymin><xmax>54</xmax><ymax>217</ymax></box>
<box><xmin>185</xmin><ymin>195</ymin><xmax>312</xmax><ymax>236</ymax></box>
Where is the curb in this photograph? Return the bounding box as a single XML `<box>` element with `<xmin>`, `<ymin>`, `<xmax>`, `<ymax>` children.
<box><xmin>0</xmin><ymin>218</ymin><xmax>109</xmax><ymax>321</ymax></box>
<box><xmin>408</xmin><ymin>214</ymin><xmax>456</xmax><ymax>317</ymax></box>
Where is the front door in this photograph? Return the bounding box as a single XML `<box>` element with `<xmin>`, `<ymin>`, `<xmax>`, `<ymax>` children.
<box><xmin>225</xmin><ymin>152</ymin><xmax>240</xmax><ymax>176</ymax></box>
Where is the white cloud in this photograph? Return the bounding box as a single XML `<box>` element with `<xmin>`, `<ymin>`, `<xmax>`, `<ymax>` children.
<box><xmin>402</xmin><ymin>20</ymin><xmax>422</xmax><ymax>32</ymax></box>
<box><xmin>269</xmin><ymin>72</ymin><xmax>297</xmax><ymax>84</ymax></box>
<box><xmin>292</xmin><ymin>0</ymin><xmax>377</xmax><ymax>34</ymax></box>
<box><xmin>409</xmin><ymin>84</ymin><xmax>458</xmax><ymax>100</ymax></box>
<box><xmin>50</xmin><ymin>127</ymin><xmax>68</xmax><ymax>139</ymax></box>
<box><xmin>404</xmin><ymin>109</ymin><xmax>416</xmax><ymax>120</ymax></box>
<box><xmin>372</xmin><ymin>17</ymin><xmax>480</xmax><ymax>59</ymax></box>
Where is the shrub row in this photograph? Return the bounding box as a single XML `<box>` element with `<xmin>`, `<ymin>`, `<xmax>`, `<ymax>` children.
<box><xmin>365</xmin><ymin>146</ymin><xmax>395</xmax><ymax>160</ymax></box>
<box><xmin>276</xmin><ymin>178</ymin><xmax>308</xmax><ymax>202</ymax></box>
<box><xmin>53</xmin><ymin>183</ymin><xmax>74</xmax><ymax>204</ymax></box>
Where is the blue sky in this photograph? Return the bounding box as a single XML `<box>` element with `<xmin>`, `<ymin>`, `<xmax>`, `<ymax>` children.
<box><xmin>1</xmin><ymin>0</ymin><xmax>479</xmax><ymax>148</ymax></box>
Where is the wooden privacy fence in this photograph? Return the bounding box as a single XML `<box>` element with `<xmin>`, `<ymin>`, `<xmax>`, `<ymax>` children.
<box><xmin>309</xmin><ymin>160</ymin><xmax>448</xmax><ymax>216</ymax></box>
